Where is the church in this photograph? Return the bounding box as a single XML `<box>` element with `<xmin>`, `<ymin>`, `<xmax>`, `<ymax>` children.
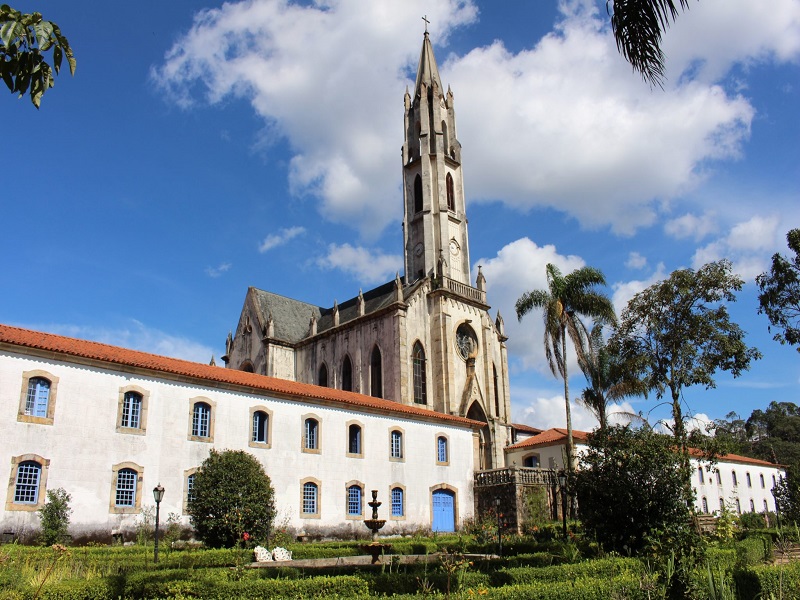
<box><xmin>0</xmin><ymin>32</ymin><xmax>510</xmax><ymax>539</ymax></box>
<box><xmin>223</xmin><ymin>30</ymin><xmax>513</xmax><ymax>472</ymax></box>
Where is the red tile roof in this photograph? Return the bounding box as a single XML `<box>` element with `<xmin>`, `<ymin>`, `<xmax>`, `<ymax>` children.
<box><xmin>506</xmin><ymin>427</ymin><xmax>590</xmax><ymax>450</ymax></box>
<box><xmin>507</xmin><ymin>426</ymin><xmax>784</xmax><ymax>469</ymax></box>
<box><xmin>0</xmin><ymin>323</ymin><xmax>481</xmax><ymax>429</ymax></box>
<box><xmin>511</xmin><ymin>423</ymin><xmax>543</xmax><ymax>435</ymax></box>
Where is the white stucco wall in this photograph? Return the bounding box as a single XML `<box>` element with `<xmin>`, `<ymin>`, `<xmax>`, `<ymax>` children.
<box><xmin>1</xmin><ymin>349</ymin><xmax>476</xmax><ymax>537</ymax></box>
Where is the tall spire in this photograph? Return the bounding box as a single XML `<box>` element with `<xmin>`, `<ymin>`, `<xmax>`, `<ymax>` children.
<box><xmin>414</xmin><ymin>31</ymin><xmax>443</xmax><ymax>98</ymax></box>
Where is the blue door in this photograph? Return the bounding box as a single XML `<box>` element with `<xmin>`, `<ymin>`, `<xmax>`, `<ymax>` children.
<box><xmin>431</xmin><ymin>489</ymin><xmax>455</xmax><ymax>532</ymax></box>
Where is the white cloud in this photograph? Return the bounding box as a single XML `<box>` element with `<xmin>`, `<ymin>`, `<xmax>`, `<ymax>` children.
<box><xmin>664</xmin><ymin>212</ymin><xmax>718</xmax><ymax>241</ymax></box>
<box><xmin>691</xmin><ymin>214</ymin><xmax>782</xmax><ymax>279</ymax></box>
<box><xmin>22</xmin><ymin>321</ymin><xmax>216</xmax><ymax>364</ymax></box>
<box><xmin>474</xmin><ymin>237</ymin><xmax>587</xmax><ymax>374</ymax></box>
<box><xmin>205</xmin><ymin>262</ymin><xmax>232</xmax><ymax>277</ymax></box>
<box><xmin>625</xmin><ymin>251</ymin><xmax>647</xmax><ymax>270</ymax></box>
<box><xmin>316</xmin><ymin>243</ymin><xmax>402</xmax><ymax>286</ymax></box>
<box><xmin>611</xmin><ymin>263</ymin><xmax>668</xmax><ymax>317</ymax></box>
<box><xmin>258</xmin><ymin>226</ymin><xmax>306</xmax><ymax>252</ymax></box>
<box><xmin>151</xmin><ymin>0</ymin><xmax>800</xmax><ymax>238</ymax></box>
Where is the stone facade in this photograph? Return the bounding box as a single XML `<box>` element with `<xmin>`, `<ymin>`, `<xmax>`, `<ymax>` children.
<box><xmin>224</xmin><ymin>32</ymin><xmax>513</xmax><ymax>469</ymax></box>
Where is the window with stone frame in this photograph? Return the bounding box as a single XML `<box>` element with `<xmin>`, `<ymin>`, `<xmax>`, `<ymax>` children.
<box><xmin>391</xmin><ymin>486</ymin><xmax>405</xmax><ymax>518</ymax></box>
<box><xmin>390</xmin><ymin>429</ymin><xmax>404</xmax><ymax>461</ymax></box>
<box><xmin>412</xmin><ymin>341</ymin><xmax>427</xmax><ymax>404</ymax></box>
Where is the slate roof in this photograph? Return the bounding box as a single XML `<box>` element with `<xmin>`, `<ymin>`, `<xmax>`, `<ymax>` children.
<box><xmin>249</xmin><ymin>277</ymin><xmax>425</xmax><ymax>345</ymax></box>
<box><xmin>0</xmin><ymin>323</ymin><xmax>481</xmax><ymax>429</ymax></box>
<box><xmin>507</xmin><ymin>427</ymin><xmax>784</xmax><ymax>468</ymax></box>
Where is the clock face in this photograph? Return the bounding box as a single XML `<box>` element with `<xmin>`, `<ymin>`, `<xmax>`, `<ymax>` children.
<box><xmin>449</xmin><ymin>239</ymin><xmax>460</xmax><ymax>257</ymax></box>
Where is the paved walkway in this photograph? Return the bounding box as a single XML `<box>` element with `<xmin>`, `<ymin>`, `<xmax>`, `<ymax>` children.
<box><xmin>248</xmin><ymin>553</ymin><xmax>495</xmax><ymax>569</ymax></box>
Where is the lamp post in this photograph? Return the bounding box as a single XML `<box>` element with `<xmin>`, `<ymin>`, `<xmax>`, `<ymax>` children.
<box><xmin>557</xmin><ymin>471</ymin><xmax>567</xmax><ymax>540</ymax></box>
<box><xmin>494</xmin><ymin>496</ymin><xmax>502</xmax><ymax>557</ymax></box>
<box><xmin>152</xmin><ymin>484</ymin><xmax>165</xmax><ymax>564</ymax></box>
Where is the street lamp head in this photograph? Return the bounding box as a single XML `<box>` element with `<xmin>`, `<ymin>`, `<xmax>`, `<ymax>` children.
<box><xmin>557</xmin><ymin>470</ymin><xmax>566</xmax><ymax>487</ymax></box>
<box><xmin>494</xmin><ymin>496</ymin><xmax>501</xmax><ymax>508</ymax></box>
<box><xmin>153</xmin><ymin>483</ymin><xmax>165</xmax><ymax>504</ymax></box>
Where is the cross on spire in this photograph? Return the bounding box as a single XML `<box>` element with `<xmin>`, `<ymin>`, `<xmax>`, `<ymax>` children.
<box><xmin>422</xmin><ymin>15</ymin><xmax>430</xmax><ymax>33</ymax></box>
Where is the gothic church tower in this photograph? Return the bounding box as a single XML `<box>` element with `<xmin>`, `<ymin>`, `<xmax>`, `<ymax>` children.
<box><xmin>402</xmin><ymin>32</ymin><xmax>470</xmax><ymax>285</ymax></box>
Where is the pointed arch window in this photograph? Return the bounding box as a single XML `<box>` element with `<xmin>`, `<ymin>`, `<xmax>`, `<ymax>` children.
<box><xmin>412</xmin><ymin>342</ymin><xmax>427</xmax><ymax>405</ymax></box>
<box><xmin>318</xmin><ymin>363</ymin><xmax>328</xmax><ymax>387</ymax></box>
<box><xmin>370</xmin><ymin>345</ymin><xmax>382</xmax><ymax>398</ymax></box>
<box><xmin>341</xmin><ymin>355</ymin><xmax>353</xmax><ymax>391</ymax></box>
<box><xmin>446</xmin><ymin>173</ymin><xmax>455</xmax><ymax>212</ymax></box>
<box><xmin>493</xmin><ymin>364</ymin><xmax>500</xmax><ymax>417</ymax></box>
<box><xmin>413</xmin><ymin>174</ymin><xmax>423</xmax><ymax>213</ymax></box>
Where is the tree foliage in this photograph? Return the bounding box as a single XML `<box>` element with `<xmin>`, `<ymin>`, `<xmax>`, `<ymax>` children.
<box><xmin>577</xmin><ymin>323</ymin><xmax>647</xmax><ymax>430</ymax></box>
<box><xmin>773</xmin><ymin>463</ymin><xmax>800</xmax><ymax>526</ymax></box>
<box><xmin>38</xmin><ymin>488</ymin><xmax>72</xmax><ymax>545</ymax></box>
<box><xmin>608</xmin><ymin>0</ymin><xmax>693</xmax><ymax>88</ymax></box>
<box><xmin>574</xmin><ymin>425</ymin><xmax>695</xmax><ymax>555</ymax></box>
<box><xmin>516</xmin><ymin>263</ymin><xmax>615</xmax><ymax>472</ymax></box>
<box><xmin>609</xmin><ymin>260</ymin><xmax>760</xmax><ymax>450</ymax></box>
<box><xmin>1</xmin><ymin>4</ymin><xmax>75</xmax><ymax>107</ymax></box>
<box><xmin>757</xmin><ymin>228</ymin><xmax>800</xmax><ymax>353</ymax></box>
<box><xmin>188</xmin><ymin>449</ymin><xmax>275</xmax><ymax>549</ymax></box>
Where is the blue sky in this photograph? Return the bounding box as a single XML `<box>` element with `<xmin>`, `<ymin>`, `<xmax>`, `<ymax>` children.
<box><xmin>3</xmin><ymin>0</ymin><xmax>799</xmax><ymax>433</ymax></box>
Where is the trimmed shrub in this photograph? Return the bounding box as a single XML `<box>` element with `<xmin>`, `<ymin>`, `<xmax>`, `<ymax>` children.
<box><xmin>735</xmin><ymin>535</ymin><xmax>772</xmax><ymax>566</ymax></box>
<box><xmin>734</xmin><ymin>561</ymin><xmax>800</xmax><ymax>600</ymax></box>
<box><xmin>20</xmin><ymin>579</ymin><xmax>114</xmax><ymax>600</ymax></box>
<box><xmin>491</xmin><ymin>557</ymin><xmax>646</xmax><ymax>586</ymax></box>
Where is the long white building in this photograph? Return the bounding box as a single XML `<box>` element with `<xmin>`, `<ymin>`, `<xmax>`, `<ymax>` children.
<box><xmin>505</xmin><ymin>427</ymin><xmax>785</xmax><ymax>516</ymax></box>
<box><xmin>1</xmin><ymin>324</ymin><xmax>479</xmax><ymax>537</ymax></box>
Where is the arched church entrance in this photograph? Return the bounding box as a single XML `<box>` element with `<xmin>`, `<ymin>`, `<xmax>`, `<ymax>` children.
<box><xmin>467</xmin><ymin>401</ymin><xmax>492</xmax><ymax>470</ymax></box>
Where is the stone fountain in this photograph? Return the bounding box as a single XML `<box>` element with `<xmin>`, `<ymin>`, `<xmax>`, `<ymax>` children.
<box><xmin>361</xmin><ymin>489</ymin><xmax>389</xmax><ymax>563</ymax></box>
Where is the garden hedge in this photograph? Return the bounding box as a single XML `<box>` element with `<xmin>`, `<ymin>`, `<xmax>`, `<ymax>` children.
<box><xmin>734</xmin><ymin>561</ymin><xmax>800</xmax><ymax>600</ymax></box>
<box><xmin>491</xmin><ymin>557</ymin><xmax>646</xmax><ymax>586</ymax></box>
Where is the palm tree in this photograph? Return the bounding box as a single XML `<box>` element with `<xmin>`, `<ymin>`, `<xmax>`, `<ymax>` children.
<box><xmin>609</xmin><ymin>0</ymin><xmax>693</xmax><ymax>88</ymax></box>
<box><xmin>577</xmin><ymin>323</ymin><xmax>647</xmax><ymax>431</ymax></box>
<box><xmin>515</xmin><ymin>264</ymin><xmax>616</xmax><ymax>474</ymax></box>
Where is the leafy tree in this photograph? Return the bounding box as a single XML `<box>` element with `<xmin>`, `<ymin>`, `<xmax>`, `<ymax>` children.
<box><xmin>746</xmin><ymin>401</ymin><xmax>800</xmax><ymax>466</ymax></box>
<box><xmin>516</xmin><ymin>263</ymin><xmax>616</xmax><ymax>473</ymax></box>
<box><xmin>756</xmin><ymin>228</ymin><xmax>800</xmax><ymax>353</ymax></box>
<box><xmin>577</xmin><ymin>323</ymin><xmax>646</xmax><ymax>430</ymax></box>
<box><xmin>773</xmin><ymin>463</ymin><xmax>800</xmax><ymax>525</ymax></box>
<box><xmin>608</xmin><ymin>0</ymin><xmax>694</xmax><ymax>88</ymax></box>
<box><xmin>188</xmin><ymin>449</ymin><xmax>275</xmax><ymax>549</ymax></box>
<box><xmin>574</xmin><ymin>426</ymin><xmax>696</xmax><ymax>555</ymax></box>
<box><xmin>710</xmin><ymin>411</ymin><xmax>749</xmax><ymax>455</ymax></box>
<box><xmin>609</xmin><ymin>260</ymin><xmax>761</xmax><ymax>456</ymax></box>
<box><xmin>1</xmin><ymin>4</ymin><xmax>75</xmax><ymax>107</ymax></box>
<box><xmin>38</xmin><ymin>488</ymin><xmax>72</xmax><ymax>545</ymax></box>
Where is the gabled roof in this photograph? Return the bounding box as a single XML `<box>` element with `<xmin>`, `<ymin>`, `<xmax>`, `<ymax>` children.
<box><xmin>0</xmin><ymin>324</ymin><xmax>481</xmax><ymax>429</ymax></box>
<box><xmin>506</xmin><ymin>425</ymin><xmax>784</xmax><ymax>468</ymax></box>
<box><xmin>506</xmin><ymin>427</ymin><xmax>590</xmax><ymax>450</ymax></box>
<box><xmin>512</xmin><ymin>423</ymin><xmax>544</xmax><ymax>435</ymax></box>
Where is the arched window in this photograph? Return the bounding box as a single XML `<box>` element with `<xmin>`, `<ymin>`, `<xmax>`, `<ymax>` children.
<box><xmin>121</xmin><ymin>392</ymin><xmax>142</xmax><ymax>429</ymax></box>
<box><xmin>493</xmin><ymin>364</ymin><xmax>500</xmax><ymax>417</ymax></box>
<box><xmin>749</xmin><ymin>499</ymin><xmax>755</xmax><ymax>512</ymax></box>
<box><xmin>370</xmin><ymin>346</ymin><xmax>382</xmax><ymax>398</ymax></box>
<box><xmin>441</xmin><ymin>120</ymin><xmax>449</xmax><ymax>156</ymax></box>
<box><xmin>760</xmin><ymin>474</ymin><xmax>765</xmax><ymax>488</ymax></box>
<box><xmin>698</xmin><ymin>467</ymin><xmax>705</xmax><ymax>484</ymax></box>
<box><xmin>446</xmin><ymin>173</ymin><xmax>455</xmax><ymax>212</ymax></box>
<box><xmin>13</xmin><ymin>461</ymin><xmax>41</xmax><ymax>504</ymax></box>
<box><xmin>192</xmin><ymin>402</ymin><xmax>211</xmax><ymax>438</ymax></box>
<box><xmin>240</xmin><ymin>361</ymin><xmax>254</xmax><ymax>373</ymax></box>
<box><xmin>412</xmin><ymin>342</ymin><xmax>427</xmax><ymax>405</ymax></box>
<box><xmin>764</xmin><ymin>499</ymin><xmax>768</xmax><ymax>512</ymax></box>
<box><xmin>391</xmin><ymin>487</ymin><xmax>404</xmax><ymax>517</ymax></box>
<box><xmin>390</xmin><ymin>429</ymin><xmax>403</xmax><ymax>460</ymax></box>
<box><xmin>716</xmin><ymin>470</ymin><xmax>722</xmax><ymax>485</ymax></box>
<box><xmin>413</xmin><ymin>174</ymin><xmax>423</xmax><ymax>213</ymax></box>
<box><xmin>347</xmin><ymin>485</ymin><xmax>363</xmax><ymax>516</ymax></box>
<box><xmin>732</xmin><ymin>471</ymin><xmax>738</xmax><ymax>487</ymax></box>
<box><xmin>342</xmin><ymin>355</ymin><xmax>353</xmax><ymax>391</ymax></box>
<box><xmin>252</xmin><ymin>410</ymin><xmax>268</xmax><ymax>443</ymax></box>
<box><xmin>437</xmin><ymin>435</ymin><xmax>448</xmax><ymax>464</ymax></box>
<box><xmin>318</xmin><ymin>363</ymin><xmax>328</xmax><ymax>387</ymax></box>
<box><xmin>746</xmin><ymin>472</ymin><xmax>752</xmax><ymax>487</ymax></box>
<box><xmin>302</xmin><ymin>482</ymin><xmax>318</xmax><ymax>514</ymax></box>
<box><xmin>702</xmin><ymin>497</ymin><xmax>708</xmax><ymax>513</ymax></box>
<box><xmin>115</xmin><ymin>468</ymin><xmax>138</xmax><ymax>507</ymax></box>
<box><xmin>348</xmin><ymin>424</ymin><xmax>362</xmax><ymax>455</ymax></box>
<box><xmin>305</xmin><ymin>418</ymin><xmax>319</xmax><ymax>450</ymax></box>
<box><xmin>25</xmin><ymin>377</ymin><xmax>50</xmax><ymax>418</ymax></box>
<box><xmin>186</xmin><ymin>473</ymin><xmax>196</xmax><ymax>504</ymax></box>
<box><xmin>523</xmin><ymin>454</ymin><xmax>540</xmax><ymax>468</ymax></box>
<box><xmin>735</xmin><ymin>499</ymin><xmax>741</xmax><ymax>514</ymax></box>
